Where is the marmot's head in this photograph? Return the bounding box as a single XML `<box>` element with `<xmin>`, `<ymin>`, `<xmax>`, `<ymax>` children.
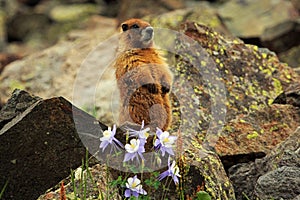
<box><xmin>118</xmin><ymin>18</ymin><xmax>154</xmax><ymax>51</ymax></box>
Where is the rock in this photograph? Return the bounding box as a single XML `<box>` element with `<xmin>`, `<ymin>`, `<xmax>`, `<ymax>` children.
<box><xmin>216</xmin><ymin>104</ymin><xmax>300</xmax><ymax>170</ymax></box>
<box><xmin>165</xmin><ymin>19</ymin><xmax>300</xmax><ymax>199</ymax></box>
<box><xmin>49</xmin><ymin>4</ymin><xmax>99</xmax><ymax>22</ymax></box>
<box><xmin>117</xmin><ymin>0</ymin><xmax>185</xmax><ymax>24</ymax></box>
<box><xmin>273</xmin><ymin>83</ymin><xmax>300</xmax><ymax>108</ymax></box>
<box><xmin>3</xmin><ymin>0</ymin><xmax>107</xmax><ymax>55</ymax></box>
<box><xmin>261</xmin><ymin>18</ymin><xmax>300</xmax><ymax>53</ymax></box>
<box><xmin>181</xmin><ymin>145</ymin><xmax>236</xmax><ymax>199</ymax></box>
<box><xmin>279</xmin><ymin>45</ymin><xmax>300</xmax><ymax>71</ymax></box>
<box><xmin>0</xmin><ymin>16</ymin><xmax>118</xmax><ymax>124</ymax></box>
<box><xmin>218</xmin><ymin>0</ymin><xmax>299</xmax><ymax>52</ymax></box>
<box><xmin>143</xmin><ymin>1</ymin><xmax>229</xmax><ymax>35</ymax></box>
<box><xmin>0</xmin><ymin>53</ymin><xmax>22</xmax><ymax>74</ymax></box>
<box><xmin>218</xmin><ymin>0</ymin><xmax>298</xmax><ymax>38</ymax></box>
<box><xmin>0</xmin><ymin>89</ymin><xmax>41</xmax><ymax>129</ymax></box>
<box><xmin>173</xmin><ymin>21</ymin><xmax>299</xmax><ymax>153</ymax></box>
<box><xmin>0</xmin><ymin>90</ymin><xmax>108</xmax><ymax>200</ymax></box>
<box><xmin>228</xmin><ymin>127</ymin><xmax>300</xmax><ymax>200</ymax></box>
<box><xmin>254</xmin><ymin>166</ymin><xmax>300</xmax><ymax>200</ymax></box>
<box><xmin>7</xmin><ymin>13</ymin><xmax>51</xmax><ymax>42</ymax></box>
<box><xmin>168</xmin><ymin>21</ymin><xmax>299</xmax><ymax>198</ymax></box>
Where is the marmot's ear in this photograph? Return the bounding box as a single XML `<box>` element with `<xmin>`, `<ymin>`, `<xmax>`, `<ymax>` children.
<box><xmin>122</xmin><ymin>24</ymin><xmax>128</xmax><ymax>32</ymax></box>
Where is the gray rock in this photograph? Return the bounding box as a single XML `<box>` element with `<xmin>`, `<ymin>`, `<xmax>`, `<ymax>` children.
<box><xmin>292</xmin><ymin>195</ymin><xmax>300</xmax><ymax>200</ymax></box>
<box><xmin>229</xmin><ymin>127</ymin><xmax>300</xmax><ymax>200</ymax></box>
<box><xmin>261</xmin><ymin>18</ymin><xmax>300</xmax><ymax>53</ymax></box>
<box><xmin>7</xmin><ymin>13</ymin><xmax>50</xmax><ymax>41</ymax></box>
<box><xmin>0</xmin><ymin>89</ymin><xmax>41</xmax><ymax>129</ymax></box>
<box><xmin>144</xmin><ymin>1</ymin><xmax>229</xmax><ymax>34</ymax></box>
<box><xmin>279</xmin><ymin>45</ymin><xmax>300</xmax><ymax>70</ymax></box>
<box><xmin>218</xmin><ymin>0</ymin><xmax>298</xmax><ymax>41</ymax></box>
<box><xmin>49</xmin><ymin>4</ymin><xmax>99</xmax><ymax>22</ymax></box>
<box><xmin>273</xmin><ymin>83</ymin><xmax>300</xmax><ymax>108</ymax></box>
<box><xmin>0</xmin><ymin>16</ymin><xmax>118</xmax><ymax>124</ymax></box>
<box><xmin>254</xmin><ymin>166</ymin><xmax>300</xmax><ymax>200</ymax></box>
<box><xmin>0</xmin><ymin>90</ymin><xmax>108</xmax><ymax>200</ymax></box>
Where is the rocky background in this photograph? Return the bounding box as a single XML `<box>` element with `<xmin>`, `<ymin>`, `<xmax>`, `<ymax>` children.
<box><xmin>0</xmin><ymin>0</ymin><xmax>299</xmax><ymax>200</ymax></box>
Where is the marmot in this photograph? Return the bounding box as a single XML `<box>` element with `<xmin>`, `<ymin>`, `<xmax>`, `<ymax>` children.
<box><xmin>114</xmin><ymin>18</ymin><xmax>173</xmax><ymax>131</ymax></box>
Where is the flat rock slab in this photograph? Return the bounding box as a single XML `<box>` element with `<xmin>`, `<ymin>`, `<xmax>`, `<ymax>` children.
<box><xmin>0</xmin><ymin>92</ymin><xmax>101</xmax><ymax>200</ymax></box>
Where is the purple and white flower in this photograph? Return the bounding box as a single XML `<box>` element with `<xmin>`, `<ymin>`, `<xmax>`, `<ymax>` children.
<box><xmin>123</xmin><ymin>138</ymin><xmax>145</xmax><ymax>163</ymax></box>
<box><xmin>154</xmin><ymin>128</ymin><xmax>177</xmax><ymax>156</ymax></box>
<box><xmin>158</xmin><ymin>157</ymin><xmax>181</xmax><ymax>185</ymax></box>
<box><xmin>124</xmin><ymin>175</ymin><xmax>147</xmax><ymax>198</ymax></box>
<box><xmin>127</xmin><ymin>120</ymin><xmax>150</xmax><ymax>142</ymax></box>
<box><xmin>99</xmin><ymin>125</ymin><xmax>124</xmax><ymax>153</ymax></box>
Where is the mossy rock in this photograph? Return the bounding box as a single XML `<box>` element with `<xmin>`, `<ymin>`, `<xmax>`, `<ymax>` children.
<box><xmin>143</xmin><ymin>2</ymin><xmax>228</xmax><ymax>34</ymax></box>
<box><xmin>49</xmin><ymin>4</ymin><xmax>99</xmax><ymax>22</ymax></box>
<box><xmin>166</xmin><ymin>21</ymin><xmax>299</xmax><ymax>199</ymax></box>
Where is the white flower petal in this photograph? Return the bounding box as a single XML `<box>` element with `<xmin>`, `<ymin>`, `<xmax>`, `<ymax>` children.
<box><xmin>125</xmin><ymin>139</ymin><xmax>140</xmax><ymax>153</ymax></box>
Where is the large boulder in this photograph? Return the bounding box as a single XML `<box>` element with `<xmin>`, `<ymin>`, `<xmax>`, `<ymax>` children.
<box><xmin>117</xmin><ymin>0</ymin><xmax>185</xmax><ymax>24</ymax></box>
<box><xmin>143</xmin><ymin>1</ymin><xmax>229</xmax><ymax>35</ymax></box>
<box><xmin>168</xmin><ymin>21</ymin><xmax>300</xmax><ymax>198</ymax></box>
<box><xmin>255</xmin><ymin>166</ymin><xmax>300</xmax><ymax>200</ymax></box>
<box><xmin>0</xmin><ymin>90</ymin><xmax>96</xmax><ymax>199</ymax></box>
<box><xmin>172</xmin><ymin>21</ymin><xmax>299</xmax><ymax>154</ymax></box>
<box><xmin>218</xmin><ymin>0</ymin><xmax>299</xmax><ymax>53</ymax></box>
<box><xmin>228</xmin><ymin>127</ymin><xmax>300</xmax><ymax>200</ymax></box>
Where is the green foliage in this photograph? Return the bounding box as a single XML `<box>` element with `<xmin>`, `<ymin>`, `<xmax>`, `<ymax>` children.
<box><xmin>196</xmin><ymin>191</ymin><xmax>212</xmax><ymax>200</ymax></box>
<box><xmin>242</xmin><ymin>192</ymin><xmax>251</xmax><ymax>200</ymax></box>
<box><xmin>69</xmin><ymin>149</ymin><xmax>102</xmax><ymax>200</ymax></box>
<box><xmin>109</xmin><ymin>175</ymin><xmax>126</xmax><ymax>188</ymax></box>
<box><xmin>0</xmin><ymin>180</ymin><xmax>8</xmax><ymax>199</ymax></box>
<box><xmin>144</xmin><ymin>172</ymin><xmax>161</xmax><ymax>190</ymax></box>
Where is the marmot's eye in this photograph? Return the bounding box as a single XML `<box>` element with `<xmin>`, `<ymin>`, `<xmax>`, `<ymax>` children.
<box><xmin>131</xmin><ymin>24</ymin><xmax>139</xmax><ymax>29</ymax></box>
<box><xmin>122</xmin><ymin>24</ymin><xmax>129</xmax><ymax>31</ymax></box>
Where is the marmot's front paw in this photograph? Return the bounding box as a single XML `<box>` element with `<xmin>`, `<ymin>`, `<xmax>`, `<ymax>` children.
<box><xmin>143</xmin><ymin>83</ymin><xmax>159</xmax><ymax>94</ymax></box>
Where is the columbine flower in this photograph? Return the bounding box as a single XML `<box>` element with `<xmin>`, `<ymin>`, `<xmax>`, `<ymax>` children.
<box><xmin>99</xmin><ymin>125</ymin><xmax>124</xmax><ymax>153</ymax></box>
<box><xmin>124</xmin><ymin>175</ymin><xmax>147</xmax><ymax>198</ymax></box>
<box><xmin>127</xmin><ymin>120</ymin><xmax>150</xmax><ymax>142</ymax></box>
<box><xmin>158</xmin><ymin>157</ymin><xmax>181</xmax><ymax>185</ymax></box>
<box><xmin>123</xmin><ymin>138</ymin><xmax>145</xmax><ymax>163</ymax></box>
<box><xmin>154</xmin><ymin>128</ymin><xmax>177</xmax><ymax>156</ymax></box>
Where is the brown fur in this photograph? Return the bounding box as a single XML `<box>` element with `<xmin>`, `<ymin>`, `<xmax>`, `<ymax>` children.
<box><xmin>114</xmin><ymin>18</ymin><xmax>173</xmax><ymax>131</ymax></box>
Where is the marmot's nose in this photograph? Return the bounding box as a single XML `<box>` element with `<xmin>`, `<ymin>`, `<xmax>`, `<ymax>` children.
<box><xmin>145</xmin><ymin>27</ymin><xmax>153</xmax><ymax>35</ymax></box>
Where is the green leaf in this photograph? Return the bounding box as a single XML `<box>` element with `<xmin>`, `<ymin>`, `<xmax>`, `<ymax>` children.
<box><xmin>196</xmin><ymin>191</ymin><xmax>211</xmax><ymax>200</ymax></box>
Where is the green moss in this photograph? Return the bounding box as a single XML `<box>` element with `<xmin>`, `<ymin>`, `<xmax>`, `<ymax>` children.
<box><xmin>247</xmin><ymin>131</ymin><xmax>259</xmax><ymax>139</ymax></box>
<box><xmin>272</xmin><ymin>78</ymin><xmax>283</xmax><ymax>95</ymax></box>
<box><xmin>9</xmin><ymin>80</ymin><xmax>25</xmax><ymax>91</ymax></box>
